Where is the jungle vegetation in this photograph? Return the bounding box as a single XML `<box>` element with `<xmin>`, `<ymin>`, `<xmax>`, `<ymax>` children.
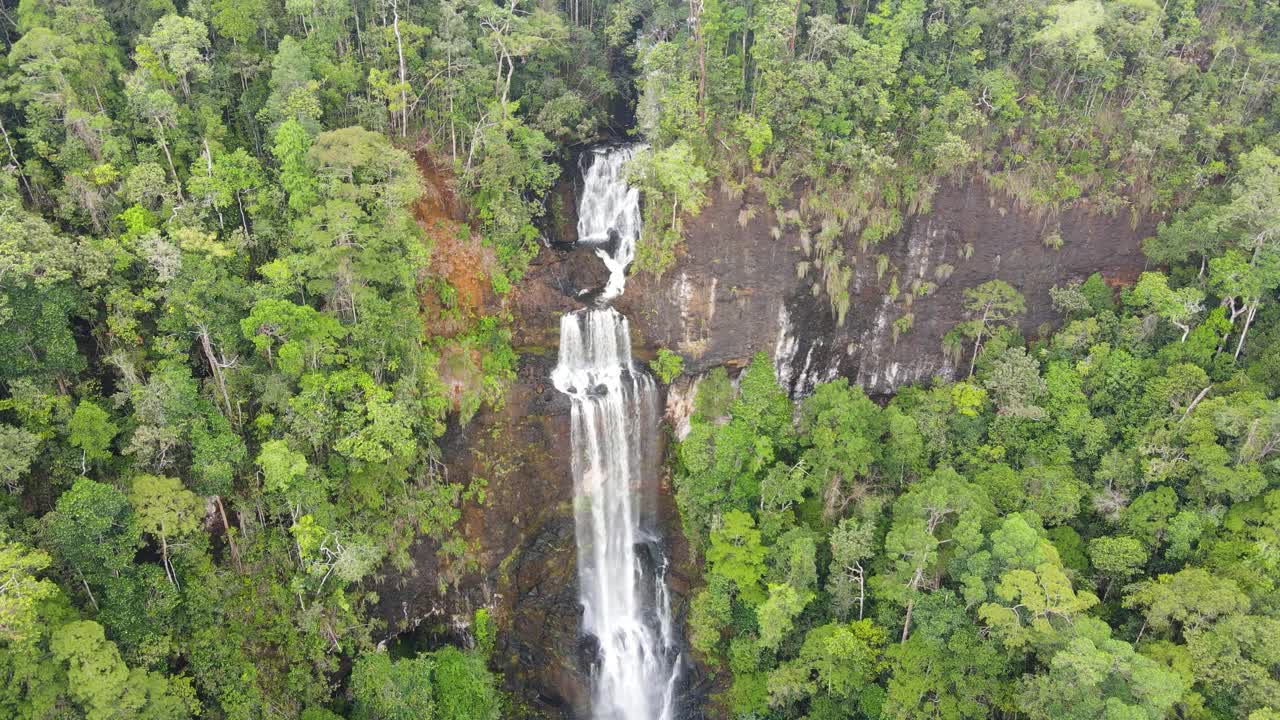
<box><xmin>0</xmin><ymin>0</ymin><xmax>1276</xmax><ymax>718</ymax></box>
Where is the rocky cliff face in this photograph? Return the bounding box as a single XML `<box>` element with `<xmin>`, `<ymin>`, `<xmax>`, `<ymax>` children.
<box><xmin>372</xmin><ymin>353</ymin><xmax>588</xmax><ymax>716</ymax></box>
<box><xmin>376</xmin><ymin>167</ymin><xmax>1157</xmax><ymax>718</ymax></box>
<box><xmin>621</xmin><ymin>179</ymin><xmax>1156</xmax><ymax>399</ymax></box>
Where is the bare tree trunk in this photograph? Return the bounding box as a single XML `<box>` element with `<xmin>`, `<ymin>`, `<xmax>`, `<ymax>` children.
<box><xmin>215</xmin><ymin>495</ymin><xmax>242</xmax><ymax>572</ymax></box>
<box><xmin>1234</xmin><ymin>301</ymin><xmax>1258</xmax><ymax>361</ymax></box>
<box><xmin>392</xmin><ymin>1</ymin><xmax>409</xmax><ymax>136</ymax></box>
<box><xmin>201</xmin><ymin>138</ymin><xmax>225</xmax><ymax>227</ymax></box>
<box><xmin>856</xmin><ymin>563</ymin><xmax>865</xmax><ymax>620</ymax></box>
<box><xmin>161</xmin><ymin>532</ymin><xmax>177</xmax><ymax>587</ymax></box>
<box><xmin>503</xmin><ymin>58</ymin><xmax>515</xmax><ymax>109</ymax></box>
<box><xmin>352</xmin><ymin>0</ymin><xmax>365</xmax><ymax>58</ymax></box>
<box><xmin>450</xmin><ymin>93</ymin><xmax>457</xmax><ymax>162</ymax></box>
<box><xmin>969</xmin><ymin>327</ymin><xmax>984</xmax><ymax>376</ymax></box>
<box><xmin>901</xmin><ymin>599</ymin><xmax>914</xmax><ymax>643</ymax></box>
<box><xmin>741</xmin><ymin>18</ymin><xmax>750</xmax><ymax>106</ymax></box>
<box><xmin>1180</xmin><ymin>386</ymin><xmax>1211</xmax><ymax>422</ymax></box>
<box><xmin>969</xmin><ymin>306</ymin><xmax>990</xmax><ymax>376</ymax></box>
<box><xmin>789</xmin><ymin>0</ymin><xmax>800</xmax><ymax>56</ymax></box>
<box><xmin>154</xmin><ymin>122</ymin><xmax>184</xmax><ymax>202</ymax></box>
<box><xmin>447</xmin><ymin>49</ymin><xmax>459</xmax><ymax>162</ymax></box>
<box><xmin>198</xmin><ymin>328</ymin><xmax>234</xmax><ymax>420</ymax></box>
<box><xmin>77</xmin><ymin>569</ymin><xmax>99</xmax><ymax>611</ymax></box>
<box><xmin>690</xmin><ymin>0</ymin><xmax>706</xmax><ymax>118</ymax></box>
<box><xmin>0</xmin><ymin>115</ymin><xmax>32</xmax><ymax>200</ymax></box>
<box><xmin>236</xmin><ymin>192</ymin><xmax>250</xmax><ymax>238</ymax></box>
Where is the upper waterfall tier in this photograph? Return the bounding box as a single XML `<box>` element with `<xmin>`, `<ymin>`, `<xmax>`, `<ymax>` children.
<box><xmin>577</xmin><ymin>144</ymin><xmax>644</xmax><ymax>302</ymax></box>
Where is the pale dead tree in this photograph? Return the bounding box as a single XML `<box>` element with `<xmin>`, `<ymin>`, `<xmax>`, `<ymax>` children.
<box><xmin>194</xmin><ymin>323</ymin><xmax>239</xmax><ymax>425</ymax></box>
<box><xmin>479</xmin><ymin>0</ymin><xmax>521</xmax><ymax>109</ymax></box>
<box><xmin>478</xmin><ymin>0</ymin><xmax>564</xmax><ymax>112</ymax></box>
<box><xmin>391</xmin><ymin>0</ymin><xmax>409</xmax><ymax>136</ymax></box>
<box><xmin>688</xmin><ymin>0</ymin><xmax>706</xmax><ymax>117</ymax></box>
<box><xmin>0</xmin><ymin>115</ymin><xmax>32</xmax><ymax>199</ymax></box>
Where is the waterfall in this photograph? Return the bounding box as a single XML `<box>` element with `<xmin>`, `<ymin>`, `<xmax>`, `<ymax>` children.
<box><xmin>577</xmin><ymin>145</ymin><xmax>644</xmax><ymax>302</ymax></box>
<box><xmin>553</xmin><ymin>145</ymin><xmax>681</xmax><ymax>720</ymax></box>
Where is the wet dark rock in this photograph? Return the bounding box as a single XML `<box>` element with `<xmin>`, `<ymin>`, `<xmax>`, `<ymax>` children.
<box><xmin>541</xmin><ymin>166</ymin><xmax>581</xmax><ymax>249</ymax></box>
<box><xmin>623</xmin><ymin>177</ymin><xmax>1155</xmax><ymax>397</ymax></box>
<box><xmin>372</xmin><ymin>352</ymin><xmax>584</xmax><ymax>717</ymax></box>
<box><xmin>503</xmin><ymin>514</ymin><xmax>589</xmax><ymax>717</ymax></box>
<box><xmin>509</xmin><ymin>241</ymin><xmax>609</xmax><ymax>352</ymax></box>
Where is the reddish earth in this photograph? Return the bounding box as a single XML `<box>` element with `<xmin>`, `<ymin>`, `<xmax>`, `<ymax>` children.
<box><xmin>413</xmin><ymin>148</ymin><xmax>493</xmax><ymax>331</ymax></box>
<box><xmin>410</xmin><ymin>147</ymin><xmax>504</xmax><ymax>414</ymax></box>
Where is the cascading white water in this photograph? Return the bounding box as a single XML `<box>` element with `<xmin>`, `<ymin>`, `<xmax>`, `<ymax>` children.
<box><xmin>552</xmin><ymin>145</ymin><xmax>681</xmax><ymax>720</ymax></box>
<box><xmin>577</xmin><ymin>145</ymin><xmax>644</xmax><ymax>302</ymax></box>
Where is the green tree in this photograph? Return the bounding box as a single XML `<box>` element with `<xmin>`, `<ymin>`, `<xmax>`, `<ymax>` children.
<box><xmin>0</xmin><ymin>282</ymin><xmax>86</xmax><ymax>389</ymax></box>
<box><xmin>186</xmin><ymin>148</ymin><xmax>267</xmax><ymax>238</ymax></box>
<box><xmin>1120</xmin><ymin>487</ymin><xmax>1178</xmax><ymax>549</ymax></box>
<box><xmin>798</xmin><ymin>379</ymin><xmax>883</xmax><ymax>517</ymax></box>
<box><xmin>706</xmin><ymin>510</ymin><xmax>768</xmax><ymax>606</ymax></box>
<box><xmin>51</xmin><ymin>620</ymin><xmax>192</xmax><ymax>720</ymax></box>
<box><xmin>129</xmin><ymin>475</ymin><xmax>203</xmax><ymax>588</ymax></box>
<box><xmin>649</xmin><ymin>348</ymin><xmax>684</xmax><ymax>384</ymax></box>
<box><xmin>829</xmin><ymin>514</ymin><xmax>877</xmax><ymax>621</ymax></box>
<box><xmin>135</xmin><ymin>14</ymin><xmax>210</xmax><ymax>100</ymax></box>
<box><xmin>260</xmin><ymin>36</ymin><xmax>321</xmax><ymax>133</ymax></box>
<box><xmin>768</xmin><ymin>620</ymin><xmax>887</xmax><ymax>709</ymax></box>
<box><xmin>1124</xmin><ymin>568</ymin><xmax>1250</xmax><ymax>635</ymax></box>
<box><xmin>883</xmin><ymin>593</ymin><xmax>1009</xmax><ymax>720</ymax></box>
<box><xmin>875</xmin><ymin>467</ymin><xmax>992</xmax><ymax>641</ymax></box>
<box><xmin>290</xmin><ymin>127</ymin><xmax>425</xmax><ymax>322</ymax></box>
<box><xmin>0</xmin><ymin>535</ymin><xmax>58</xmax><ymax>643</ymax></box>
<box><xmin>983</xmin><ymin>347</ymin><xmax>1047</xmax><ymax>420</ymax></box>
<box><xmin>980</xmin><ymin>555</ymin><xmax>1098</xmax><ymax>651</ymax></box>
<box><xmin>1129</xmin><ymin>272</ymin><xmax>1204</xmax><ymax>342</ymax></box>
<box><xmin>0</xmin><ymin>425</ymin><xmax>41</xmax><ymax>493</ymax></box>
<box><xmin>1087</xmin><ymin>535</ymin><xmax>1148</xmax><ymax>598</ymax></box>
<box><xmin>67</xmin><ymin>401</ymin><xmax>118</xmax><ymax>465</ymax></box>
<box><xmin>432</xmin><ymin>646</ymin><xmax>501</xmax><ymax>720</ymax></box>
<box><xmin>272</xmin><ymin>118</ymin><xmax>319</xmax><ymax>213</ymax></box>
<box><xmin>948</xmin><ymin>280</ymin><xmax>1026</xmax><ymax>376</ymax></box>
<box><xmin>350</xmin><ymin>651</ymin><xmax>434</xmax><ymax>720</ymax></box>
<box><xmin>1186</xmin><ymin>614</ymin><xmax>1280</xmax><ymax>716</ymax></box>
<box><xmin>675</xmin><ymin>354</ymin><xmax>792</xmax><ymax>541</ymax></box>
<box><xmin>464</xmin><ymin>109</ymin><xmax>558</xmax><ymax>289</ymax></box>
<box><xmin>241</xmin><ymin>298</ymin><xmax>348</xmax><ymax>378</ymax></box>
<box><xmin>688</xmin><ymin>575</ymin><xmax>733</xmax><ymax>659</ymax></box>
<box><xmin>1212</xmin><ymin>147</ymin><xmax>1280</xmax><ymax>360</ymax></box>
<box><xmin>257</xmin><ymin>439</ymin><xmax>311</xmax><ymax>509</ymax></box>
<box><xmin>1019</xmin><ymin>618</ymin><xmax>1185</xmax><ymax>720</ymax></box>
<box><xmin>628</xmin><ymin>141</ymin><xmax>710</xmax><ymax>274</ymax></box>
<box><xmin>757</xmin><ymin>582</ymin><xmax>811</xmax><ymax>651</ymax></box>
<box><xmin>44</xmin><ymin>478</ymin><xmax>142</xmax><ymax>588</ymax></box>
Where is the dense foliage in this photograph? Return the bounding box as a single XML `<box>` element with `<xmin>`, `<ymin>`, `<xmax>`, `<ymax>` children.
<box><xmin>627</xmin><ymin>0</ymin><xmax>1279</xmax><ymax>319</ymax></box>
<box><xmin>0</xmin><ymin>0</ymin><xmax>1277</xmax><ymax>718</ymax></box>
<box><xmin>0</xmin><ymin>0</ymin><xmax>625</xmax><ymax>715</ymax></box>
<box><xmin>674</xmin><ymin>256</ymin><xmax>1280</xmax><ymax>718</ymax></box>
